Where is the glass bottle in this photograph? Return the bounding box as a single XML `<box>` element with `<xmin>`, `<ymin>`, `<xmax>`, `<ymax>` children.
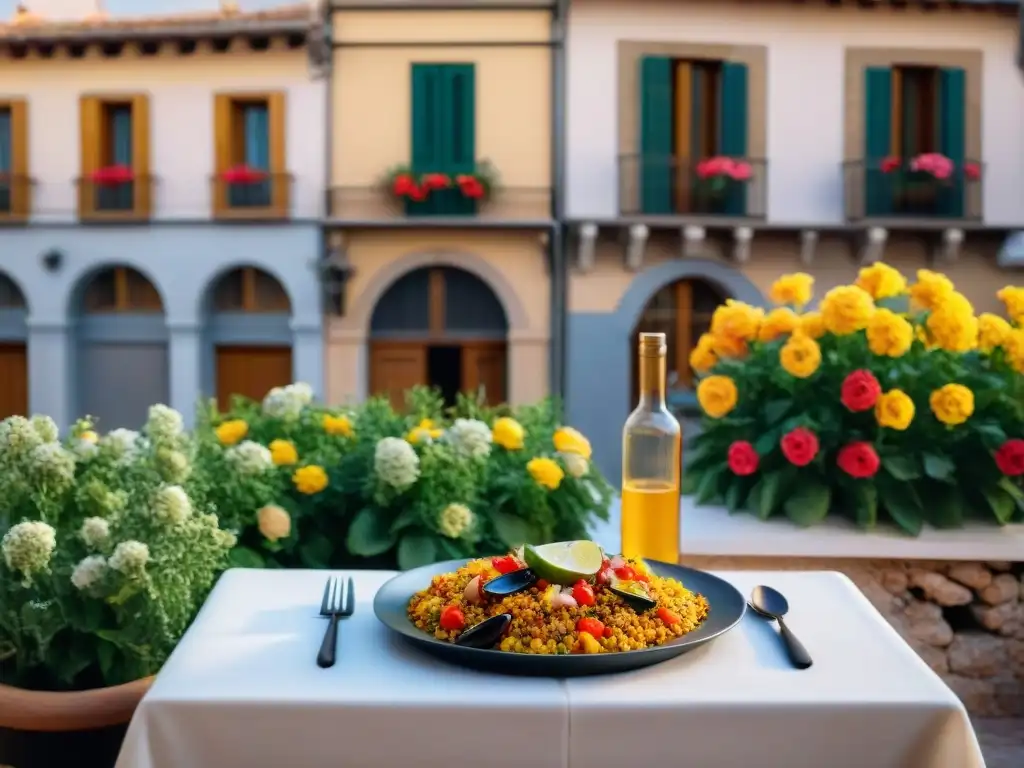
<box><xmin>620</xmin><ymin>332</ymin><xmax>681</xmax><ymax>563</ymax></box>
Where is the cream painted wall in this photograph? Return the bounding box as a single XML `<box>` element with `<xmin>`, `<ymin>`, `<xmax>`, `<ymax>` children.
<box><xmin>0</xmin><ymin>45</ymin><xmax>325</xmax><ymax>222</ymax></box>
<box><xmin>566</xmin><ymin>1</ymin><xmax>1023</xmax><ymax>226</ymax></box>
<box><xmin>331</xmin><ymin>9</ymin><xmax>552</xmax><ymax>189</ymax></box>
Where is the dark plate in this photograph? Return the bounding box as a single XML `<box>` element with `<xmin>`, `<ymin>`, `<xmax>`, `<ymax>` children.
<box><xmin>373</xmin><ymin>558</ymin><xmax>746</xmax><ymax>676</ymax></box>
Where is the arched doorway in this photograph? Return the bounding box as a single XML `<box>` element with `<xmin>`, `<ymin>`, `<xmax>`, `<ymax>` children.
<box><xmin>75</xmin><ymin>266</ymin><xmax>168</xmax><ymax>430</ymax></box>
<box><xmin>207</xmin><ymin>266</ymin><xmax>293</xmax><ymax>411</ymax></box>
<box><xmin>0</xmin><ymin>272</ymin><xmax>28</xmax><ymax>419</ymax></box>
<box><xmin>630</xmin><ymin>278</ymin><xmax>725</xmax><ymax>403</ymax></box>
<box><xmin>369</xmin><ymin>266</ymin><xmax>508</xmax><ymax>410</ymax></box>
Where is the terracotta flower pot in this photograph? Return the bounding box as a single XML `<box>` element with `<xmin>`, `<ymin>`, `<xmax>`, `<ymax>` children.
<box><xmin>0</xmin><ymin>677</ymin><xmax>153</xmax><ymax>768</ymax></box>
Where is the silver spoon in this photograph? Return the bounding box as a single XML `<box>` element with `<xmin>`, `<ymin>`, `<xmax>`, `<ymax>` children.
<box><xmin>750</xmin><ymin>585</ymin><xmax>813</xmax><ymax>669</ymax></box>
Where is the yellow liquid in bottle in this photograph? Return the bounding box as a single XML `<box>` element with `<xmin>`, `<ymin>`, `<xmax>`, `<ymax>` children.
<box><xmin>621</xmin><ymin>479</ymin><xmax>680</xmax><ymax>563</ymax></box>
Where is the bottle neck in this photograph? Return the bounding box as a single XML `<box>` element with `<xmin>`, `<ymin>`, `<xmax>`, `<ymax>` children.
<box><xmin>637</xmin><ymin>352</ymin><xmax>667</xmax><ymax>409</ymax></box>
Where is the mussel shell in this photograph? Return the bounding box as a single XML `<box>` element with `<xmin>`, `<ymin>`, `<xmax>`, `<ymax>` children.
<box><xmin>454</xmin><ymin>613</ymin><xmax>512</xmax><ymax>648</ymax></box>
<box><xmin>481</xmin><ymin>568</ymin><xmax>537</xmax><ymax>597</ymax></box>
<box><xmin>609</xmin><ymin>582</ymin><xmax>658</xmax><ymax>612</ymax></box>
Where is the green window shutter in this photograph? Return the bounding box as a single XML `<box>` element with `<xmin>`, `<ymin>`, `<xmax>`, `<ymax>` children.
<box><xmin>639</xmin><ymin>55</ymin><xmax>673</xmax><ymax>214</ymax></box>
<box><xmin>441</xmin><ymin>64</ymin><xmax>475</xmax><ymax>172</ymax></box>
<box><xmin>864</xmin><ymin>67</ymin><xmax>893</xmax><ymax>217</ymax></box>
<box><xmin>939</xmin><ymin>67</ymin><xmax>967</xmax><ymax>218</ymax></box>
<box><xmin>718</xmin><ymin>61</ymin><xmax>749</xmax><ymax>215</ymax></box>
<box><xmin>411</xmin><ymin>64</ymin><xmax>441</xmax><ymax>171</ymax></box>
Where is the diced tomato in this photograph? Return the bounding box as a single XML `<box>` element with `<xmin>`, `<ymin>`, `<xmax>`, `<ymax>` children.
<box><xmin>657</xmin><ymin>607</ymin><xmax>681</xmax><ymax>626</ymax></box>
<box><xmin>602</xmin><ymin>626</ymin><xmax>614</xmax><ymax>638</ymax></box>
<box><xmin>601</xmin><ymin>558</ymin><xmax>611</xmax><ymax>570</ymax></box>
<box><xmin>491</xmin><ymin>556</ymin><xmax>521</xmax><ymax>574</ymax></box>
<box><xmin>576</xmin><ymin>617</ymin><xmax>605</xmax><ymax>637</ymax></box>
<box><xmin>634</xmin><ymin>572</ymin><xmax>649</xmax><ymax>583</ymax></box>
<box><xmin>596</xmin><ymin>567</ymin><xmax>614</xmax><ymax>585</ymax></box>
<box><xmin>572</xmin><ymin>580</ymin><xmax>596</xmax><ymax>607</ymax></box>
<box><xmin>535</xmin><ymin>579</ymin><xmax>549</xmax><ymax>590</ymax></box>
<box><xmin>439</xmin><ymin>605</ymin><xmax>466</xmax><ymax>631</ymax></box>
<box><xmin>614</xmin><ymin>565</ymin><xmax>636</xmax><ymax>581</ymax></box>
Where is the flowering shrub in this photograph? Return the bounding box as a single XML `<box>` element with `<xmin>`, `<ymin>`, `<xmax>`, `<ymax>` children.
<box><xmin>0</xmin><ymin>406</ymin><xmax>235</xmax><ymax>690</ymax></box>
<box><xmin>383</xmin><ymin>161</ymin><xmax>499</xmax><ymax>204</ymax></box>
<box><xmin>684</xmin><ymin>266</ymin><xmax>1024</xmax><ymax>535</ymax></box>
<box><xmin>879</xmin><ymin>154</ymin><xmax>982</xmax><ymax>182</ymax></box>
<box><xmin>188</xmin><ymin>386</ymin><xmax>612</xmax><ymax>571</ymax></box>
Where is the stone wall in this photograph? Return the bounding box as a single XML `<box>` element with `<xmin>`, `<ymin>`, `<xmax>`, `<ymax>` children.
<box><xmin>681</xmin><ymin>555</ymin><xmax>1024</xmax><ymax>718</ymax></box>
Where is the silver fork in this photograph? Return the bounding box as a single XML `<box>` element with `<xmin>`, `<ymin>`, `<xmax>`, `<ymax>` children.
<box><xmin>317</xmin><ymin>576</ymin><xmax>354</xmax><ymax>668</ymax></box>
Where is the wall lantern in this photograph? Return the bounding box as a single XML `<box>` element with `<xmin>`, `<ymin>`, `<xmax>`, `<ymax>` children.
<box><xmin>319</xmin><ymin>232</ymin><xmax>354</xmax><ymax>316</ymax></box>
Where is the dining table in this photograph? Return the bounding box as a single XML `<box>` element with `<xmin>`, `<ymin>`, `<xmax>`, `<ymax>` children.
<box><xmin>114</xmin><ymin>566</ymin><xmax>985</xmax><ymax>768</ymax></box>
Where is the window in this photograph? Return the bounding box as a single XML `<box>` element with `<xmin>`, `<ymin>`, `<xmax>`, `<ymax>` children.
<box><xmin>0</xmin><ymin>274</ymin><xmax>25</xmax><ymax>309</ymax></box>
<box><xmin>639</xmin><ymin>56</ymin><xmax>748</xmax><ymax>216</ymax></box>
<box><xmin>0</xmin><ymin>99</ymin><xmax>28</xmax><ymax>218</ymax></box>
<box><xmin>82</xmin><ymin>267</ymin><xmax>162</xmax><ymax>314</ymax></box>
<box><xmin>409</xmin><ymin>63</ymin><xmax>475</xmax><ymax>216</ymax></box>
<box><xmin>895</xmin><ymin>67</ymin><xmax>939</xmax><ymax>157</ymax></box>
<box><xmin>214</xmin><ymin>92</ymin><xmax>288</xmax><ymax>218</ymax></box>
<box><xmin>212</xmin><ymin>267</ymin><xmax>291</xmax><ymax>313</ymax></box>
<box><xmin>79</xmin><ymin>95</ymin><xmax>151</xmax><ymax>219</ymax></box>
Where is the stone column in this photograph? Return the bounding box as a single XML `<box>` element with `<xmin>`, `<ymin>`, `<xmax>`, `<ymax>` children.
<box><xmin>291</xmin><ymin>320</ymin><xmax>325</xmax><ymax>400</ymax></box>
<box><xmin>26</xmin><ymin>319</ymin><xmax>70</xmax><ymax>428</ymax></box>
<box><xmin>167</xmin><ymin>321</ymin><xmax>202</xmax><ymax>429</ymax></box>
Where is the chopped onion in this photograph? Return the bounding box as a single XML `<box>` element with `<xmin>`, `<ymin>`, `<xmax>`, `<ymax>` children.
<box><xmin>609</xmin><ymin>555</ymin><xmax>626</xmax><ymax>570</ymax></box>
<box><xmin>464</xmin><ymin>575</ymin><xmax>484</xmax><ymax>604</ymax></box>
<box><xmin>551</xmin><ymin>590</ymin><xmax>578</xmax><ymax>609</ymax></box>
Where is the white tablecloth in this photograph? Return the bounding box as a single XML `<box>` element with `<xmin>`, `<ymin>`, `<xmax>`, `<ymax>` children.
<box><xmin>116</xmin><ymin>568</ymin><xmax>984</xmax><ymax>768</ymax></box>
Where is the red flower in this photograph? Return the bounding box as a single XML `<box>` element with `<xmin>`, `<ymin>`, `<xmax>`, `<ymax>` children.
<box><xmin>457</xmin><ymin>175</ymin><xmax>485</xmax><ymax>200</ymax></box>
<box><xmin>726</xmin><ymin>441</ymin><xmax>759</xmax><ymax>476</ymax></box>
<box><xmin>391</xmin><ymin>173</ymin><xmax>416</xmax><ymax>197</ymax></box>
<box><xmin>221</xmin><ymin>165</ymin><xmax>267</xmax><ymax>184</ymax></box>
<box><xmin>91</xmin><ymin>164</ymin><xmax>134</xmax><ymax>186</ymax></box>
<box><xmin>994</xmin><ymin>439</ymin><xmax>1024</xmax><ymax>477</ymax></box>
<box><xmin>879</xmin><ymin>156</ymin><xmax>901</xmax><ymax>173</ymax></box>
<box><xmin>780</xmin><ymin>427</ymin><xmax>819</xmax><ymax>467</ymax></box>
<box><xmin>963</xmin><ymin>162</ymin><xmax>982</xmax><ymax>182</ymax></box>
<box><xmin>407</xmin><ymin>183</ymin><xmax>427</xmax><ymax>202</ymax></box>
<box><xmin>837</xmin><ymin>442</ymin><xmax>880</xmax><ymax>479</ymax></box>
<box><xmin>421</xmin><ymin>173</ymin><xmax>451</xmax><ymax>190</ymax></box>
<box><xmin>841</xmin><ymin>370</ymin><xmax>881</xmax><ymax>412</ymax></box>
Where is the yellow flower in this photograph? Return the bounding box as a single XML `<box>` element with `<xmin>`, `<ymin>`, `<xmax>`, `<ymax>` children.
<box><xmin>929</xmin><ymin>384</ymin><xmax>974</xmax><ymax>426</ymax></box>
<box><xmin>215</xmin><ymin>419</ymin><xmax>248</xmax><ymax>446</ymax></box>
<box><xmin>710</xmin><ymin>333</ymin><xmax>748</xmax><ymax>359</ymax></box>
<box><xmin>909</xmin><ymin>269</ymin><xmax>955</xmax><ymax>312</ymax></box>
<box><xmin>292</xmin><ymin>465</ymin><xmax>329</xmax><ymax>495</ymax></box>
<box><xmin>997</xmin><ymin>285</ymin><xmax>1024</xmax><ymax>324</ymax></box>
<box><xmin>758</xmin><ymin>307</ymin><xmax>800</xmax><ymax>342</ymax></box>
<box><xmin>1005</xmin><ymin>328</ymin><xmax>1024</xmax><ymax>373</ymax></box>
<box><xmin>855</xmin><ymin>262</ymin><xmax>907</xmax><ymax>300</ymax></box>
<box><xmin>527</xmin><ymin>457</ymin><xmax>564</xmax><ymax>491</ymax></box>
<box><xmin>797</xmin><ymin>311</ymin><xmax>826</xmax><ymax>340</ymax></box>
<box><xmin>779</xmin><ymin>334</ymin><xmax>821</xmax><ymax>379</ymax></box>
<box><xmin>977</xmin><ymin>313</ymin><xmax>1011</xmax><ymax>352</ymax></box>
<box><xmin>689</xmin><ymin>333</ymin><xmax>718</xmax><ymax>373</ymax></box>
<box><xmin>323</xmin><ymin>414</ymin><xmax>354</xmax><ymax>437</ymax></box>
<box><xmin>926</xmin><ymin>292</ymin><xmax>978</xmax><ymax>353</ymax></box>
<box><xmin>492</xmin><ymin>417</ymin><xmax>525</xmax><ymax>450</ymax></box>
<box><xmin>257</xmin><ymin>504</ymin><xmax>291</xmax><ymax>542</ymax></box>
<box><xmin>820</xmin><ymin>285</ymin><xmax>875</xmax><ymax>335</ymax></box>
<box><xmin>710</xmin><ymin>300</ymin><xmax>763</xmax><ymax>345</ymax></box>
<box><xmin>875</xmin><ymin>390</ymin><xmax>915</xmax><ymax>431</ymax></box>
<box><xmin>80</xmin><ymin>430</ymin><xmax>98</xmax><ymax>444</ymax></box>
<box><xmin>866</xmin><ymin>308</ymin><xmax>913</xmax><ymax>358</ymax></box>
<box><xmin>769</xmin><ymin>273</ymin><xmax>815</xmax><ymax>309</ymax></box>
<box><xmin>269</xmin><ymin>439</ymin><xmax>298</xmax><ymax>466</ymax></box>
<box><xmin>696</xmin><ymin>375</ymin><xmax>738</xmax><ymax>419</ymax></box>
<box><xmin>553</xmin><ymin>427</ymin><xmax>592</xmax><ymax>460</ymax></box>
<box><xmin>406</xmin><ymin>419</ymin><xmax>443</xmax><ymax>444</ymax></box>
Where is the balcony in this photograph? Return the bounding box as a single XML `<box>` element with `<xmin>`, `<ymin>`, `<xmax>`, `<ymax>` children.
<box><xmin>211</xmin><ymin>171</ymin><xmax>293</xmax><ymax>221</ymax></box>
<box><xmin>618</xmin><ymin>155</ymin><xmax>767</xmax><ymax>221</ymax></box>
<box><xmin>843</xmin><ymin>157</ymin><xmax>983</xmax><ymax>226</ymax></box>
<box><xmin>77</xmin><ymin>171</ymin><xmax>155</xmax><ymax>222</ymax></box>
<box><xmin>0</xmin><ymin>173</ymin><xmax>32</xmax><ymax>221</ymax></box>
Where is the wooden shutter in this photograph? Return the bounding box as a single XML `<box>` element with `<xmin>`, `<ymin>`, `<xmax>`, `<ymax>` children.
<box><xmin>672</xmin><ymin>62</ymin><xmax>692</xmax><ymax>213</ymax></box>
<box><xmin>864</xmin><ymin>67</ymin><xmax>893</xmax><ymax>217</ymax></box>
<box><xmin>719</xmin><ymin>61</ymin><xmax>748</xmax><ymax>216</ymax></box>
<box><xmin>8</xmin><ymin>99</ymin><xmax>28</xmax><ymax>217</ymax></box>
<box><xmin>639</xmin><ymin>56</ymin><xmax>673</xmax><ymax>215</ymax></box>
<box><xmin>939</xmin><ymin>67</ymin><xmax>967</xmax><ymax>218</ymax></box>
<box><xmin>370</xmin><ymin>342</ymin><xmax>427</xmax><ymax>412</ymax></box>
<box><xmin>0</xmin><ymin>343</ymin><xmax>28</xmax><ymax>419</ymax></box>
<box><xmin>462</xmin><ymin>342</ymin><xmax>506</xmax><ymax>406</ymax></box>
<box><xmin>213</xmin><ymin>94</ymin><xmax>233</xmax><ymax>216</ymax></box>
<box><xmin>131</xmin><ymin>94</ymin><xmax>151</xmax><ymax>217</ymax></box>
<box><xmin>216</xmin><ymin>346</ymin><xmax>293</xmax><ymax>411</ymax></box>
<box><xmin>79</xmin><ymin>96</ymin><xmax>102</xmax><ymax>218</ymax></box>
<box><xmin>268</xmin><ymin>91</ymin><xmax>289</xmax><ymax>215</ymax></box>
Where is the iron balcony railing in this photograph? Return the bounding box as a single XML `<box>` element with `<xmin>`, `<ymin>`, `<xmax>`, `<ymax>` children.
<box><xmin>843</xmin><ymin>158</ymin><xmax>984</xmax><ymax>222</ymax></box>
<box><xmin>618</xmin><ymin>154</ymin><xmax>768</xmax><ymax>219</ymax></box>
<box><xmin>0</xmin><ymin>173</ymin><xmax>32</xmax><ymax>217</ymax></box>
<box><xmin>210</xmin><ymin>172</ymin><xmax>293</xmax><ymax>219</ymax></box>
<box><xmin>76</xmin><ymin>174</ymin><xmax>156</xmax><ymax>220</ymax></box>
<box><xmin>327</xmin><ymin>185</ymin><xmax>552</xmax><ymax>223</ymax></box>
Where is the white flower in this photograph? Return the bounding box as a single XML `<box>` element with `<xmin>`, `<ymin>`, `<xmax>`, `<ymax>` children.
<box><xmin>225</xmin><ymin>440</ymin><xmax>273</xmax><ymax>475</ymax></box>
<box><xmin>0</xmin><ymin>415</ymin><xmax>43</xmax><ymax>457</ymax></box>
<box><xmin>28</xmin><ymin>443</ymin><xmax>76</xmax><ymax>487</ymax></box>
<box><xmin>79</xmin><ymin>517</ymin><xmax>111</xmax><ymax>550</ymax></box>
<box><xmin>30</xmin><ymin>415</ymin><xmax>59</xmax><ymax>443</ymax></box>
<box><xmin>2</xmin><ymin>521</ymin><xmax>57</xmax><ymax>578</ymax></box>
<box><xmin>155</xmin><ymin>447</ymin><xmax>191</xmax><ymax>484</ymax></box>
<box><xmin>560</xmin><ymin>451</ymin><xmax>589</xmax><ymax>479</ymax></box>
<box><xmin>73</xmin><ymin>438</ymin><xmax>98</xmax><ymax>460</ymax></box>
<box><xmin>152</xmin><ymin>484</ymin><xmax>192</xmax><ymax>525</ymax></box>
<box><xmin>71</xmin><ymin>555</ymin><xmax>108</xmax><ymax>591</ymax></box>
<box><xmin>438</xmin><ymin>503</ymin><xmax>475</xmax><ymax>538</ymax></box>
<box><xmin>374</xmin><ymin>437</ymin><xmax>420</xmax><ymax>491</ymax></box>
<box><xmin>145</xmin><ymin>404</ymin><xmax>184</xmax><ymax>443</ymax></box>
<box><xmin>102</xmin><ymin>428</ymin><xmax>141</xmax><ymax>465</ymax></box>
<box><xmin>262</xmin><ymin>383</ymin><xmax>314</xmax><ymax>420</ymax></box>
<box><xmin>108</xmin><ymin>540</ymin><xmax>150</xmax><ymax>576</ymax></box>
<box><xmin>446</xmin><ymin>418</ymin><xmax>493</xmax><ymax>460</ymax></box>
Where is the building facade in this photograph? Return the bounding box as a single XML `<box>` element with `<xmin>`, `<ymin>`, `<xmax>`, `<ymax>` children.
<box><xmin>563</xmin><ymin>0</ymin><xmax>1024</xmax><ymax>479</ymax></box>
<box><xmin>0</xmin><ymin>2</ymin><xmax>326</xmax><ymax>430</ymax></box>
<box><xmin>322</xmin><ymin>0</ymin><xmax>559</xmax><ymax>411</ymax></box>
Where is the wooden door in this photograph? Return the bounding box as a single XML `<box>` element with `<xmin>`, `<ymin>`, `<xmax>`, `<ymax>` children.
<box><xmin>462</xmin><ymin>342</ymin><xmax>506</xmax><ymax>405</ymax></box>
<box><xmin>216</xmin><ymin>345</ymin><xmax>293</xmax><ymax>411</ymax></box>
<box><xmin>369</xmin><ymin>342</ymin><xmax>427</xmax><ymax>412</ymax></box>
<box><xmin>0</xmin><ymin>343</ymin><xmax>27</xmax><ymax>419</ymax></box>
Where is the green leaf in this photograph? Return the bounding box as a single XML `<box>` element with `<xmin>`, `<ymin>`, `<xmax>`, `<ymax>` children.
<box><xmin>783</xmin><ymin>478</ymin><xmax>832</xmax><ymax>527</ymax></box>
<box><xmin>753</xmin><ymin>429</ymin><xmax>780</xmax><ymax>458</ymax></box>
<box><xmin>982</xmin><ymin>485</ymin><xmax>1016</xmax><ymax>524</ymax></box>
<box><xmin>750</xmin><ymin>471</ymin><xmax>785</xmax><ymax>520</ymax></box>
<box><xmin>346</xmin><ymin>507</ymin><xmax>398</xmax><ymax>556</ymax></box>
<box><xmin>925</xmin><ymin>484</ymin><xmax>964</xmax><ymax>529</ymax></box>
<box><xmin>397</xmin><ymin>533</ymin><xmax>439</xmax><ymax>570</ymax></box>
<box><xmin>723</xmin><ymin>479</ymin><xmax>748</xmax><ymax>514</ymax></box>
<box><xmin>298</xmin><ymin>534</ymin><xmax>332</xmax><ymax>569</ymax></box>
<box><xmin>850</xmin><ymin>482</ymin><xmax>878</xmax><ymax>529</ymax></box>
<box><xmin>97</xmin><ymin>639</ymin><xmax>116</xmax><ymax>682</ymax></box>
<box><xmin>694</xmin><ymin>467</ymin><xmax>723</xmax><ymax>506</ymax></box>
<box><xmin>228</xmin><ymin>546</ymin><xmax>265</xmax><ymax>569</ymax></box>
<box><xmin>976</xmin><ymin>423</ymin><xmax>1008</xmax><ymax>451</ymax></box>
<box><xmin>998</xmin><ymin>477</ymin><xmax>1024</xmax><ymax>511</ymax></box>
<box><xmin>762</xmin><ymin>400</ymin><xmax>791</xmax><ymax>425</ymax></box>
<box><xmin>882</xmin><ymin>455</ymin><xmax>921</xmax><ymax>481</ymax></box>
<box><xmin>922</xmin><ymin>453</ymin><xmax>956</xmax><ymax>483</ymax></box>
<box><xmin>390</xmin><ymin>506</ymin><xmax>421</xmax><ymax>535</ymax></box>
<box><xmin>879</xmin><ymin>478</ymin><xmax>924</xmax><ymax>536</ymax></box>
<box><xmin>491</xmin><ymin>509</ymin><xmax>541</xmax><ymax>547</ymax></box>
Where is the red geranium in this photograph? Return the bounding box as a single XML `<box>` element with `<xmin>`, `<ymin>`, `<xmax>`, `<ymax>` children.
<box><xmin>90</xmin><ymin>164</ymin><xmax>134</xmax><ymax>187</ymax></box>
<box><xmin>391</xmin><ymin>173</ymin><xmax>416</xmax><ymax>197</ymax></box>
<box><xmin>837</xmin><ymin>442</ymin><xmax>880</xmax><ymax>479</ymax></box>
<box><xmin>221</xmin><ymin>164</ymin><xmax>267</xmax><ymax>184</ymax></box>
<box><xmin>726</xmin><ymin>441</ymin><xmax>759</xmax><ymax>476</ymax></box>
<box><xmin>780</xmin><ymin>427</ymin><xmax>819</xmax><ymax>467</ymax></box>
<box><xmin>841</xmin><ymin>370</ymin><xmax>881</xmax><ymax>412</ymax></box>
<box><xmin>457</xmin><ymin>174</ymin><xmax>485</xmax><ymax>200</ymax></box>
<box><xmin>994</xmin><ymin>439</ymin><xmax>1024</xmax><ymax>477</ymax></box>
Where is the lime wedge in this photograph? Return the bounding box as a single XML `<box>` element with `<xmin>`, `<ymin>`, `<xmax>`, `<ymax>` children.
<box><xmin>523</xmin><ymin>540</ymin><xmax>604</xmax><ymax>585</ymax></box>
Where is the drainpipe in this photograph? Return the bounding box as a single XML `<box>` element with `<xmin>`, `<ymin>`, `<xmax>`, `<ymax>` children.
<box><xmin>549</xmin><ymin>0</ymin><xmax>568</xmax><ymax>403</ymax></box>
<box><xmin>1018</xmin><ymin>2</ymin><xmax>1024</xmax><ymax>76</ymax></box>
